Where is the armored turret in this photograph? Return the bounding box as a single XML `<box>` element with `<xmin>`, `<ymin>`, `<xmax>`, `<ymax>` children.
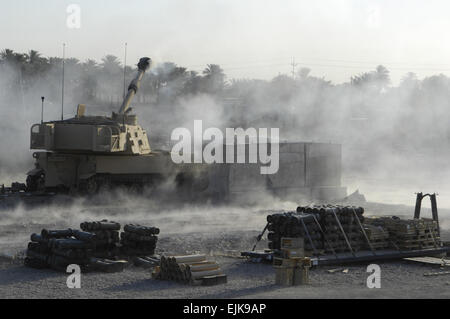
<box><xmin>30</xmin><ymin>57</ymin><xmax>152</xmax><ymax>156</ymax></box>
<box><xmin>26</xmin><ymin>57</ymin><xmax>175</xmax><ymax>193</ymax></box>
<box><xmin>25</xmin><ymin>56</ymin><xmax>211</xmax><ymax>197</ymax></box>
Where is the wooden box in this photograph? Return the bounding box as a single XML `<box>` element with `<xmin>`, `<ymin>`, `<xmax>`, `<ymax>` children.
<box><xmin>281</xmin><ymin>237</ymin><xmax>305</xmax><ymax>249</ymax></box>
<box><xmin>274</xmin><ymin>266</ymin><xmax>295</xmax><ymax>286</ymax></box>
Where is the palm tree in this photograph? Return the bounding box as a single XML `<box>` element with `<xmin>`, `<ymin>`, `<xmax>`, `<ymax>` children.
<box><xmin>351</xmin><ymin>72</ymin><xmax>373</xmax><ymax>87</ymax></box>
<box><xmin>182</xmin><ymin>70</ymin><xmax>201</xmax><ymax>95</ymax></box>
<box><xmin>23</xmin><ymin>50</ymin><xmax>51</xmax><ymax>79</ymax></box>
<box><xmin>400</xmin><ymin>72</ymin><xmax>419</xmax><ymax>88</ymax></box>
<box><xmin>170</xmin><ymin>66</ymin><xmax>187</xmax><ymax>81</ymax></box>
<box><xmin>374</xmin><ymin>65</ymin><xmax>390</xmax><ymax>88</ymax></box>
<box><xmin>101</xmin><ymin>55</ymin><xmax>121</xmax><ymax>74</ymax></box>
<box><xmin>82</xmin><ymin>59</ymin><xmax>99</xmax><ymax>72</ymax></box>
<box><xmin>65</xmin><ymin>57</ymin><xmax>80</xmax><ymax>67</ymax></box>
<box><xmin>0</xmin><ymin>49</ymin><xmax>16</xmax><ymax>63</ymax></box>
<box><xmin>100</xmin><ymin>55</ymin><xmax>122</xmax><ymax>104</ymax></box>
<box><xmin>13</xmin><ymin>52</ymin><xmax>27</xmax><ymax>65</ymax></box>
<box><xmin>78</xmin><ymin>59</ymin><xmax>100</xmax><ymax>101</ymax></box>
<box><xmin>350</xmin><ymin>65</ymin><xmax>390</xmax><ymax>91</ymax></box>
<box><xmin>27</xmin><ymin>50</ymin><xmax>41</xmax><ymax>64</ymax></box>
<box><xmin>48</xmin><ymin>57</ymin><xmax>63</xmax><ymax>66</ymax></box>
<box><xmin>202</xmin><ymin>64</ymin><xmax>224</xmax><ymax>78</ymax></box>
<box><xmin>202</xmin><ymin>64</ymin><xmax>225</xmax><ymax>94</ymax></box>
<box><xmin>297</xmin><ymin>67</ymin><xmax>311</xmax><ymax>80</ymax></box>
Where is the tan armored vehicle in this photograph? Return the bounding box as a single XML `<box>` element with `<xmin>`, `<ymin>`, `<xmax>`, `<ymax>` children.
<box><xmin>24</xmin><ymin>56</ymin><xmax>347</xmax><ymax>203</ymax></box>
<box><xmin>27</xmin><ymin>57</ymin><xmax>209</xmax><ymax>196</ymax></box>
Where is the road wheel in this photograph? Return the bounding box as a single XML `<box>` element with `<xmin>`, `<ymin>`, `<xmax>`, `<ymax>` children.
<box><xmin>26</xmin><ymin>173</ymin><xmax>45</xmax><ymax>192</ymax></box>
<box><xmin>36</xmin><ymin>174</ymin><xmax>45</xmax><ymax>192</ymax></box>
<box><xmin>80</xmin><ymin>177</ymin><xmax>99</xmax><ymax>195</ymax></box>
<box><xmin>26</xmin><ymin>175</ymin><xmax>37</xmax><ymax>192</ymax></box>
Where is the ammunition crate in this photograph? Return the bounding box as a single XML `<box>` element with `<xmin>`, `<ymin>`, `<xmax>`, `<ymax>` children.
<box><xmin>274</xmin><ymin>262</ymin><xmax>310</xmax><ymax>286</ymax></box>
<box><xmin>274</xmin><ymin>266</ymin><xmax>296</xmax><ymax>286</ymax></box>
<box><xmin>293</xmin><ymin>267</ymin><xmax>309</xmax><ymax>285</ymax></box>
<box><xmin>278</xmin><ymin>247</ymin><xmax>305</xmax><ymax>259</ymax></box>
<box><xmin>281</xmin><ymin>237</ymin><xmax>304</xmax><ymax>249</ymax></box>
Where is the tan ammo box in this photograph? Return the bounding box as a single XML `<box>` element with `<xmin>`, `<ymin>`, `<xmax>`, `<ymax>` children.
<box><xmin>274</xmin><ymin>265</ymin><xmax>310</xmax><ymax>286</ymax></box>
<box><xmin>274</xmin><ymin>266</ymin><xmax>295</xmax><ymax>285</ymax></box>
<box><xmin>280</xmin><ymin>248</ymin><xmax>305</xmax><ymax>258</ymax></box>
<box><xmin>280</xmin><ymin>237</ymin><xmax>305</xmax><ymax>258</ymax></box>
<box><xmin>274</xmin><ymin>257</ymin><xmax>311</xmax><ymax>286</ymax></box>
<box><xmin>293</xmin><ymin>266</ymin><xmax>309</xmax><ymax>285</ymax></box>
<box><xmin>281</xmin><ymin>237</ymin><xmax>304</xmax><ymax>249</ymax></box>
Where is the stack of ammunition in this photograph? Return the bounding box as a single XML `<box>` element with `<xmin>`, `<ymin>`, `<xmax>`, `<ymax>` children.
<box><xmin>365</xmin><ymin>217</ymin><xmax>441</xmax><ymax>250</ymax></box>
<box><xmin>318</xmin><ymin>206</ymin><xmax>365</xmax><ymax>253</ymax></box>
<box><xmin>267</xmin><ymin>205</ymin><xmax>366</xmax><ymax>255</ymax></box>
<box><xmin>24</xmin><ymin>219</ymin><xmax>161</xmax><ymax>272</ymax></box>
<box><xmin>120</xmin><ymin>224</ymin><xmax>159</xmax><ymax>256</ymax></box>
<box><xmin>362</xmin><ymin>220</ymin><xmax>391</xmax><ymax>250</ymax></box>
<box><xmin>267</xmin><ymin>206</ymin><xmax>442</xmax><ymax>255</ymax></box>
<box><xmin>80</xmin><ymin>220</ymin><xmax>121</xmax><ymax>258</ymax></box>
<box><xmin>267</xmin><ymin>212</ymin><xmax>323</xmax><ymax>253</ymax></box>
<box><xmin>154</xmin><ymin>254</ymin><xmax>227</xmax><ymax>286</ymax></box>
<box><xmin>25</xmin><ymin>229</ymin><xmax>94</xmax><ymax>271</ymax></box>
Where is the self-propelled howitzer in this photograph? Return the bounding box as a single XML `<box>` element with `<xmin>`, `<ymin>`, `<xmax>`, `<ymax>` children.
<box><xmin>27</xmin><ymin>57</ymin><xmax>210</xmax><ymax>196</ymax></box>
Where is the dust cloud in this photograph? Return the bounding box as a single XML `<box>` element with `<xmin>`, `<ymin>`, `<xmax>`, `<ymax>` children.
<box><xmin>0</xmin><ymin>188</ymin><xmax>299</xmax><ymax>256</ymax></box>
<box><xmin>1</xmin><ymin>54</ymin><xmax>450</xmax><ymax>209</ymax></box>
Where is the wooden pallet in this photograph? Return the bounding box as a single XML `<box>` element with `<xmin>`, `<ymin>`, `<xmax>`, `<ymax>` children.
<box><xmin>404</xmin><ymin>257</ymin><xmax>450</xmax><ymax>266</ymax></box>
<box><xmin>365</xmin><ymin>240</ymin><xmax>390</xmax><ymax>250</ymax></box>
<box><xmin>397</xmin><ymin>243</ymin><xmax>440</xmax><ymax>250</ymax></box>
<box><xmin>395</xmin><ymin>238</ymin><xmax>440</xmax><ymax>245</ymax></box>
<box><xmin>198</xmin><ymin>274</ymin><xmax>228</xmax><ymax>286</ymax></box>
<box><xmin>273</xmin><ymin>257</ymin><xmax>312</xmax><ymax>267</ymax></box>
<box><xmin>396</xmin><ymin>232</ymin><xmax>439</xmax><ymax>239</ymax></box>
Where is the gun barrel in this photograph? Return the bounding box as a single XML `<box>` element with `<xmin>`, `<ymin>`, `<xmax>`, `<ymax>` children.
<box><xmin>118</xmin><ymin>57</ymin><xmax>151</xmax><ymax>114</ymax></box>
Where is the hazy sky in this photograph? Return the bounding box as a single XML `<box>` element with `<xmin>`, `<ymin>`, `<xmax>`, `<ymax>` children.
<box><xmin>2</xmin><ymin>0</ymin><xmax>450</xmax><ymax>84</ymax></box>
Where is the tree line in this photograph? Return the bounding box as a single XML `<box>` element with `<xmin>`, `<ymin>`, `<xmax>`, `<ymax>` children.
<box><xmin>0</xmin><ymin>49</ymin><xmax>226</xmax><ymax>105</ymax></box>
<box><xmin>2</xmin><ymin>48</ymin><xmax>450</xmax><ymax>163</ymax></box>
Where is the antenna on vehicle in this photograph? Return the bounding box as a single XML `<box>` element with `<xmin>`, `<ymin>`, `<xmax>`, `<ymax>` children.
<box><xmin>41</xmin><ymin>96</ymin><xmax>45</xmax><ymax>124</ymax></box>
<box><xmin>61</xmin><ymin>43</ymin><xmax>66</xmax><ymax>121</ymax></box>
<box><xmin>123</xmin><ymin>42</ymin><xmax>127</xmax><ymax>98</ymax></box>
<box><xmin>291</xmin><ymin>57</ymin><xmax>298</xmax><ymax>79</ymax></box>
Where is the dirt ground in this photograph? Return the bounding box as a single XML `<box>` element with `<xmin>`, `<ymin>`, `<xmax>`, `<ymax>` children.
<box><xmin>0</xmin><ymin>197</ymin><xmax>449</xmax><ymax>299</ymax></box>
<box><xmin>1</xmin><ymin>255</ymin><xmax>449</xmax><ymax>299</ymax></box>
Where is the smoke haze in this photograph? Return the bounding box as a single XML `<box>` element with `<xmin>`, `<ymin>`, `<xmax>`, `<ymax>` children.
<box><xmin>1</xmin><ymin>52</ymin><xmax>450</xmax><ymax>209</ymax></box>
